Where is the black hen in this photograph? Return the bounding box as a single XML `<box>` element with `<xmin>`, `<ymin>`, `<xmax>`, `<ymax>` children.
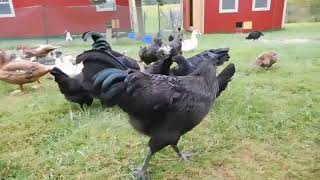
<box><xmin>139</xmin><ymin>37</ymin><xmax>166</xmax><ymax>65</ymax></box>
<box><xmin>246</xmin><ymin>31</ymin><xmax>264</xmax><ymax>40</ymax></box>
<box><xmin>170</xmin><ymin>48</ymin><xmax>230</xmax><ymax>76</ymax></box>
<box><xmin>167</xmin><ymin>29</ymin><xmax>183</xmax><ymax>56</ymax></box>
<box><xmin>50</xmin><ymin>67</ymin><xmax>93</xmax><ymax>109</ymax></box>
<box><xmin>82</xmin><ymin>50</ymin><xmax>235</xmax><ymax>178</ymax></box>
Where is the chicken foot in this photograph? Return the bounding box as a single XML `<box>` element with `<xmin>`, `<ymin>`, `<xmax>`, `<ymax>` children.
<box><xmin>171</xmin><ymin>145</ymin><xmax>191</xmax><ymax>161</ymax></box>
<box><xmin>133</xmin><ymin>147</ymin><xmax>153</xmax><ymax>180</ymax></box>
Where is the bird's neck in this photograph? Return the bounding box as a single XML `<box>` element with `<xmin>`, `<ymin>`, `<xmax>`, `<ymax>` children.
<box><xmin>176</xmin><ymin>60</ymin><xmax>192</xmax><ymax>72</ymax></box>
<box><xmin>192</xmin><ymin>61</ymin><xmax>217</xmax><ymax>89</ymax></box>
<box><xmin>191</xmin><ymin>33</ymin><xmax>198</xmax><ymax>40</ymax></box>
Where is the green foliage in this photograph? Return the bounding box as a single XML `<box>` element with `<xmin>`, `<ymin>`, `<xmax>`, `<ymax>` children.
<box><xmin>0</xmin><ymin>22</ymin><xmax>320</xmax><ymax>179</ymax></box>
<box><xmin>287</xmin><ymin>0</ymin><xmax>320</xmax><ymax>22</ymax></box>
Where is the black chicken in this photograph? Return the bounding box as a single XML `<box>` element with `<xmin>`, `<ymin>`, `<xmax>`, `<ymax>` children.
<box><xmin>138</xmin><ymin>37</ymin><xmax>165</xmax><ymax>65</ymax></box>
<box><xmin>168</xmin><ymin>27</ymin><xmax>183</xmax><ymax>42</ymax></box>
<box><xmin>50</xmin><ymin>67</ymin><xmax>93</xmax><ymax>109</ymax></box>
<box><xmin>246</xmin><ymin>31</ymin><xmax>264</xmax><ymax>40</ymax></box>
<box><xmin>80</xmin><ymin>49</ymin><xmax>235</xmax><ymax>178</ymax></box>
<box><xmin>51</xmin><ymin>31</ymin><xmax>140</xmax><ymax>108</ymax></box>
<box><xmin>167</xmin><ymin>29</ymin><xmax>183</xmax><ymax>56</ymax></box>
<box><xmin>143</xmin><ymin>57</ymin><xmax>173</xmax><ymax>75</ymax></box>
<box><xmin>170</xmin><ymin>48</ymin><xmax>230</xmax><ymax>76</ymax></box>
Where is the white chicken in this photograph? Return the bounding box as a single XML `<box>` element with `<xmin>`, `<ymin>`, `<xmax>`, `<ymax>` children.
<box><xmin>52</xmin><ymin>51</ymin><xmax>82</xmax><ymax>77</ymax></box>
<box><xmin>65</xmin><ymin>30</ymin><xmax>73</xmax><ymax>41</ymax></box>
<box><xmin>182</xmin><ymin>29</ymin><xmax>202</xmax><ymax>52</ymax></box>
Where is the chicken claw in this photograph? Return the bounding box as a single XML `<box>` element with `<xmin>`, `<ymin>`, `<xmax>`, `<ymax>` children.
<box><xmin>132</xmin><ymin>168</ymin><xmax>150</xmax><ymax>180</ymax></box>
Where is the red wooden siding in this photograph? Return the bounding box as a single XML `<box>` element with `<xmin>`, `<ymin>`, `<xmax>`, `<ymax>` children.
<box><xmin>183</xmin><ymin>0</ymin><xmax>286</xmax><ymax>33</ymax></box>
<box><xmin>0</xmin><ymin>0</ymin><xmax>131</xmax><ymax>38</ymax></box>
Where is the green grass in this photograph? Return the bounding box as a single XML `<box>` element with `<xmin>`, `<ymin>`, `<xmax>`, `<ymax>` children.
<box><xmin>1</xmin><ymin>22</ymin><xmax>320</xmax><ymax>179</ymax></box>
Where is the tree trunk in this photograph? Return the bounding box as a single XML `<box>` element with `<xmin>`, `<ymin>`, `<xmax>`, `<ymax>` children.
<box><xmin>135</xmin><ymin>0</ymin><xmax>145</xmax><ymax>39</ymax></box>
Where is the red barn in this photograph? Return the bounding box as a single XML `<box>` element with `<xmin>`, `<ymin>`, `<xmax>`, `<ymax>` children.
<box><xmin>0</xmin><ymin>0</ymin><xmax>132</xmax><ymax>38</ymax></box>
<box><xmin>182</xmin><ymin>0</ymin><xmax>288</xmax><ymax>33</ymax></box>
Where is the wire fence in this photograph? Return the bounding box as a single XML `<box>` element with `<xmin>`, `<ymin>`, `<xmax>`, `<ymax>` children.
<box><xmin>0</xmin><ymin>4</ymin><xmax>181</xmax><ymax>43</ymax></box>
<box><xmin>0</xmin><ymin>2</ymin><xmax>319</xmax><ymax>43</ymax></box>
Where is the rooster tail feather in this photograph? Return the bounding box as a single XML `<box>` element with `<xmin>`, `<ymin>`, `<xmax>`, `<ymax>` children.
<box><xmin>217</xmin><ymin>63</ymin><xmax>235</xmax><ymax>97</ymax></box>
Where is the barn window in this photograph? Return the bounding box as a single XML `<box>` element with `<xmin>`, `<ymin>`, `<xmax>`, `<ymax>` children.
<box><xmin>0</xmin><ymin>0</ymin><xmax>15</xmax><ymax>18</ymax></box>
<box><xmin>96</xmin><ymin>0</ymin><xmax>117</xmax><ymax>12</ymax></box>
<box><xmin>219</xmin><ymin>0</ymin><xmax>239</xmax><ymax>13</ymax></box>
<box><xmin>252</xmin><ymin>0</ymin><xmax>271</xmax><ymax>11</ymax></box>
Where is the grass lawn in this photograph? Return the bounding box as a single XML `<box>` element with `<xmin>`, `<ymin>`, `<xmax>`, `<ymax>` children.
<box><xmin>0</xmin><ymin>23</ymin><xmax>319</xmax><ymax>179</ymax></box>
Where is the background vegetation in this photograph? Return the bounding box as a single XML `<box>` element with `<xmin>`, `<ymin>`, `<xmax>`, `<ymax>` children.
<box><xmin>0</xmin><ymin>22</ymin><xmax>319</xmax><ymax>179</ymax></box>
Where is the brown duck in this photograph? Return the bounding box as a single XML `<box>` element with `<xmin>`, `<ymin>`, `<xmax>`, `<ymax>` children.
<box><xmin>17</xmin><ymin>44</ymin><xmax>58</xmax><ymax>59</ymax></box>
<box><xmin>255</xmin><ymin>51</ymin><xmax>278</xmax><ymax>70</ymax></box>
<box><xmin>0</xmin><ymin>49</ymin><xmax>50</xmax><ymax>91</ymax></box>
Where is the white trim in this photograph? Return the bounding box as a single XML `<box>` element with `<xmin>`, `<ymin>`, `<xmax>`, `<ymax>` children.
<box><xmin>181</xmin><ymin>0</ymin><xmax>183</xmax><ymax>29</ymax></box>
<box><xmin>202</xmin><ymin>0</ymin><xmax>205</xmax><ymax>33</ymax></box>
<box><xmin>128</xmin><ymin>0</ymin><xmax>133</xmax><ymax>30</ymax></box>
<box><xmin>252</xmin><ymin>0</ymin><xmax>271</xmax><ymax>11</ymax></box>
<box><xmin>281</xmin><ymin>0</ymin><xmax>287</xmax><ymax>28</ymax></box>
<box><xmin>96</xmin><ymin>0</ymin><xmax>117</xmax><ymax>12</ymax></box>
<box><xmin>0</xmin><ymin>0</ymin><xmax>15</xmax><ymax>18</ymax></box>
<box><xmin>219</xmin><ymin>0</ymin><xmax>239</xmax><ymax>13</ymax></box>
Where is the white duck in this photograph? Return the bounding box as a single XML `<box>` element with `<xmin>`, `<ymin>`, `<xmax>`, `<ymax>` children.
<box><xmin>52</xmin><ymin>51</ymin><xmax>82</xmax><ymax>77</ymax></box>
<box><xmin>65</xmin><ymin>30</ymin><xmax>73</xmax><ymax>41</ymax></box>
<box><xmin>182</xmin><ymin>29</ymin><xmax>202</xmax><ymax>52</ymax></box>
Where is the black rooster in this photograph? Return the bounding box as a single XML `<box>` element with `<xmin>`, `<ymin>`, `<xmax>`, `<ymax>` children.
<box><xmin>80</xmin><ymin>49</ymin><xmax>235</xmax><ymax>178</ymax></box>
<box><xmin>246</xmin><ymin>31</ymin><xmax>264</xmax><ymax>40</ymax></box>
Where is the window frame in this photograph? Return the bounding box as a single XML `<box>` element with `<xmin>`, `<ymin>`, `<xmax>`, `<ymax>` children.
<box><xmin>96</xmin><ymin>0</ymin><xmax>117</xmax><ymax>12</ymax></box>
<box><xmin>0</xmin><ymin>0</ymin><xmax>15</xmax><ymax>18</ymax></box>
<box><xmin>219</xmin><ymin>0</ymin><xmax>239</xmax><ymax>14</ymax></box>
<box><xmin>252</xmin><ymin>0</ymin><xmax>271</xmax><ymax>11</ymax></box>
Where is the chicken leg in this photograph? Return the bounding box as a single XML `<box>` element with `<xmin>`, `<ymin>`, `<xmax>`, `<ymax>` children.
<box><xmin>133</xmin><ymin>134</ymin><xmax>180</xmax><ymax>179</ymax></box>
<box><xmin>171</xmin><ymin>145</ymin><xmax>191</xmax><ymax>161</ymax></box>
<box><xmin>133</xmin><ymin>147</ymin><xmax>153</xmax><ymax>180</ymax></box>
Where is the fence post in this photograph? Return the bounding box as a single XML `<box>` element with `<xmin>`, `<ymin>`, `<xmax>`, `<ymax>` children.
<box><xmin>169</xmin><ymin>8</ymin><xmax>175</xmax><ymax>31</ymax></box>
<box><xmin>42</xmin><ymin>5</ymin><xmax>49</xmax><ymax>44</ymax></box>
<box><xmin>157</xmin><ymin>4</ymin><xmax>161</xmax><ymax>37</ymax></box>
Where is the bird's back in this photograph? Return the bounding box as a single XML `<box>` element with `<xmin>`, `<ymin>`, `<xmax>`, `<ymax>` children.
<box><xmin>116</xmin><ymin>62</ymin><xmax>218</xmax><ymax>136</ymax></box>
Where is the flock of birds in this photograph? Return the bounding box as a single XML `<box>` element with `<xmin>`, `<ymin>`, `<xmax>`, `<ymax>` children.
<box><xmin>0</xmin><ymin>29</ymin><xmax>278</xmax><ymax>179</ymax></box>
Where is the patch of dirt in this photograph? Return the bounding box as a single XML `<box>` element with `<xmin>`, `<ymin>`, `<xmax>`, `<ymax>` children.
<box><xmin>261</xmin><ymin>38</ymin><xmax>320</xmax><ymax>44</ymax></box>
<box><xmin>215</xmin><ymin>165</ymin><xmax>236</xmax><ymax>180</ymax></box>
<box><xmin>283</xmin><ymin>38</ymin><xmax>312</xmax><ymax>44</ymax></box>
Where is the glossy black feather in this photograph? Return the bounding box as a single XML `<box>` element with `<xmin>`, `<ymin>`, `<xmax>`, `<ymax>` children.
<box><xmin>170</xmin><ymin>48</ymin><xmax>230</xmax><ymax>76</ymax></box>
<box><xmin>79</xmin><ymin>31</ymin><xmax>140</xmax><ymax>70</ymax></box>
<box><xmin>90</xmin><ymin>57</ymin><xmax>235</xmax><ymax>153</ymax></box>
<box><xmin>144</xmin><ymin>58</ymin><xmax>173</xmax><ymax>75</ymax></box>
